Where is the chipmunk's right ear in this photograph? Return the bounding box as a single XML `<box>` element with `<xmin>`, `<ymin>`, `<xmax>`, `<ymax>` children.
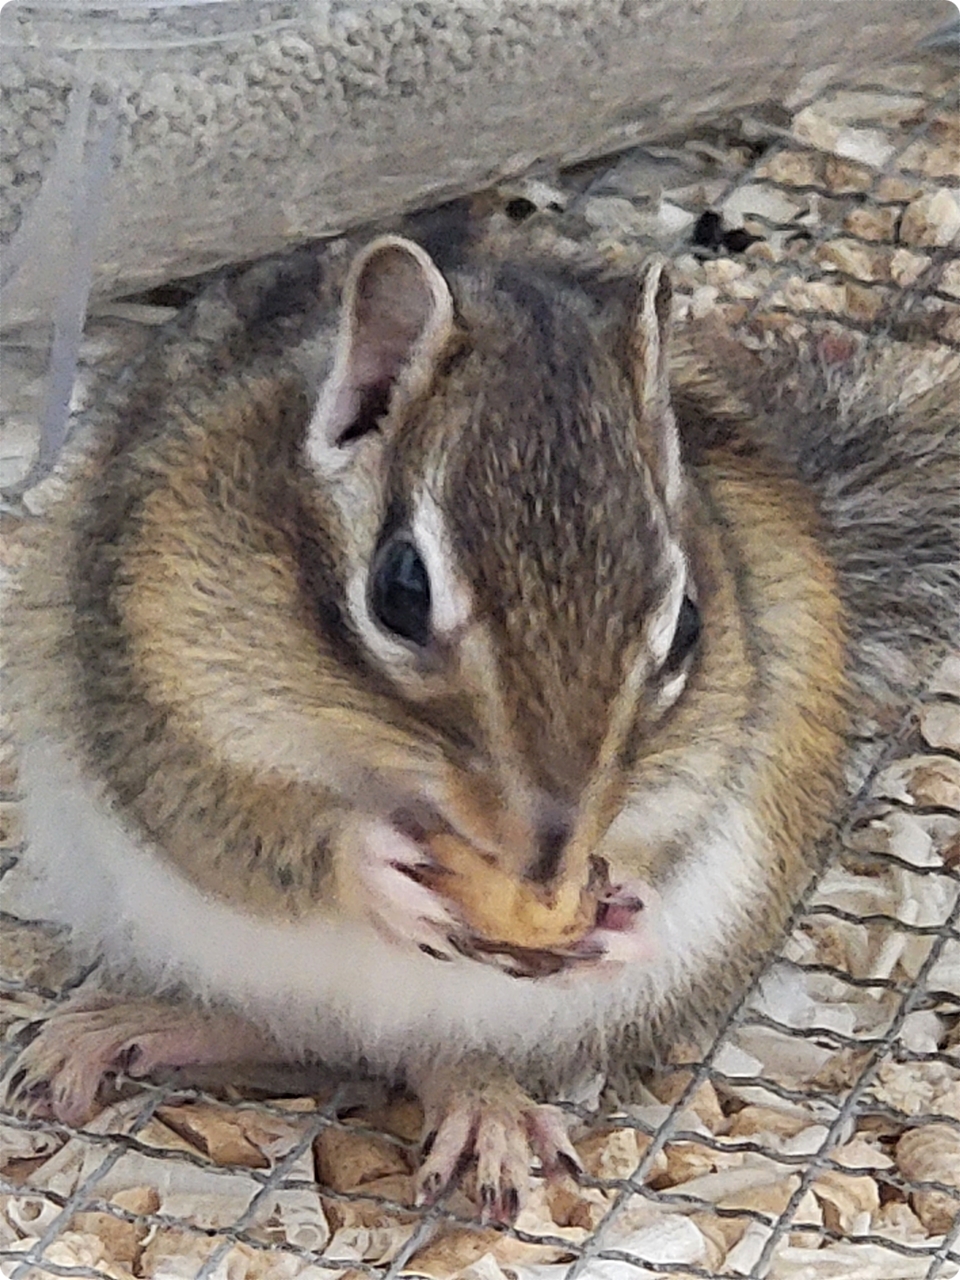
<box><xmin>631</xmin><ymin>257</ymin><xmax>685</xmax><ymax>515</ymax></box>
<box><xmin>306</xmin><ymin>237</ymin><xmax>455</xmax><ymax>470</ymax></box>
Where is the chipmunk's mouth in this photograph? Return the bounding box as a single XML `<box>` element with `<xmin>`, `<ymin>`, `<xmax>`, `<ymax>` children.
<box><xmin>447</xmin><ymin>876</ymin><xmax>650</xmax><ymax>980</ymax></box>
<box><xmin>387</xmin><ymin>804</ymin><xmax>654</xmax><ymax>980</ymax></box>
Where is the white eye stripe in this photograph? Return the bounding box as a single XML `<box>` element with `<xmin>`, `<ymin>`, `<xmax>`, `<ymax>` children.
<box><xmin>410</xmin><ymin>487</ymin><xmax>472</xmax><ymax>636</ymax></box>
<box><xmin>656</xmin><ymin>669</ymin><xmax>689</xmax><ymax>711</ymax></box>
<box><xmin>645</xmin><ymin>540</ymin><xmax>688</xmax><ymax>667</ymax></box>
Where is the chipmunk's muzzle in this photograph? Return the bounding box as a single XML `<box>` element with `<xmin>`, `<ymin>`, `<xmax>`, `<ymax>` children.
<box><xmin>446</xmin><ymin>871</ymin><xmax>652</xmax><ymax>980</ymax></box>
<box><xmin>387</xmin><ymin>801</ymin><xmax>655</xmax><ymax>979</ymax></box>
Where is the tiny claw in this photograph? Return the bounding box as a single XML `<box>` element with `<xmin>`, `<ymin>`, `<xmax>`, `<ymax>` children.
<box><xmin>12</xmin><ymin>1020</ymin><xmax>45</xmax><ymax>1050</ymax></box>
<box><xmin>13</xmin><ymin>1079</ymin><xmax>55</xmax><ymax>1119</ymax></box>
<box><xmin>11</xmin><ymin>1075</ymin><xmax>51</xmax><ymax>1114</ymax></box>
<box><xmin>394</xmin><ymin>861</ymin><xmax>434</xmax><ymax>886</ymax></box>
<box><xmin>419</xmin><ymin>943</ymin><xmax>452</xmax><ymax>961</ymax></box>
<box><xmin>479</xmin><ymin>1182</ymin><xmax>497</xmax><ymax>1222</ymax></box>
<box><xmin>556</xmin><ymin>1148</ymin><xmax>584</xmax><ymax>1178</ymax></box>
<box><xmin>567</xmin><ymin>937</ymin><xmax>607</xmax><ymax>961</ymax></box>
<box><xmin>416</xmin><ymin>1169</ymin><xmax>445</xmax><ymax>1206</ymax></box>
<box><xmin>502</xmin><ymin>1185</ymin><xmax>521</xmax><ymax>1222</ymax></box>
<box><xmin>116</xmin><ymin>1042</ymin><xmax>142</xmax><ymax>1074</ymax></box>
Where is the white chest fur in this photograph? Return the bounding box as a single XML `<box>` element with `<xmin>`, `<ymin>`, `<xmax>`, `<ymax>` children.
<box><xmin>14</xmin><ymin>740</ymin><xmax>762</xmax><ymax>1081</ymax></box>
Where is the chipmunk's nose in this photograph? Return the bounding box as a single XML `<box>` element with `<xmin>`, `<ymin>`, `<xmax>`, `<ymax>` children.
<box><xmin>529</xmin><ymin>813</ymin><xmax>573</xmax><ymax>883</ymax></box>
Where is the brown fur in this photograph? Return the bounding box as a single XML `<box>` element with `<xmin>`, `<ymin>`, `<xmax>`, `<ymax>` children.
<box><xmin>9</xmin><ymin>238</ymin><xmax>954</xmax><ymax>1089</ymax></box>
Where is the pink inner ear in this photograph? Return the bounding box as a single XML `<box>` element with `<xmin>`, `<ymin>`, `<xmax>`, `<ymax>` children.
<box><xmin>328</xmin><ymin>330</ymin><xmax>411</xmax><ymax>445</ymax></box>
<box><xmin>309</xmin><ymin>239</ymin><xmax>453</xmax><ymax>454</ymax></box>
<box><xmin>319</xmin><ymin>323</ymin><xmax>410</xmax><ymax>447</ymax></box>
<box><xmin>350</xmin><ymin>324</ymin><xmax>421</xmax><ymax>391</ymax></box>
<box><xmin>327</xmin><ymin>252</ymin><xmax>437</xmax><ymax>444</ymax></box>
<box><xmin>352</xmin><ymin>247</ymin><xmax>436</xmax><ymax>373</ymax></box>
<box><xmin>328</xmin><ymin>380</ymin><xmax>361</xmax><ymax>437</ymax></box>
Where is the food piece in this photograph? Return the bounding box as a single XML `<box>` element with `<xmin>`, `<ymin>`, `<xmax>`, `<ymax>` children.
<box><xmin>424</xmin><ymin>833</ymin><xmax>610</xmax><ymax>955</ymax></box>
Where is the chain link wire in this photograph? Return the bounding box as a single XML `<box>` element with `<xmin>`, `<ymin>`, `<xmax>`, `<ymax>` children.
<box><xmin>1</xmin><ymin>35</ymin><xmax>958</xmax><ymax>1280</ymax></box>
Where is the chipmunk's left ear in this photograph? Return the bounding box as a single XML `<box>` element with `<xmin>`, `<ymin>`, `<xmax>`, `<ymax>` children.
<box><xmin>631</xmin><ymin>258</ymin><xmax>684</xmax><ymax>513</ymax></box>
<box><xmin>306</xmin><ymin>236</ymin><xmax>455</xmax><ymax>471</ymax></box>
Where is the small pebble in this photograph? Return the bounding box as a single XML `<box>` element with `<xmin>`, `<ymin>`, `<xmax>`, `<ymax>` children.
<box><xmin>899</xmin><ymin>189</ymin><xmax>960</xmax><ymax>248</ymax></box>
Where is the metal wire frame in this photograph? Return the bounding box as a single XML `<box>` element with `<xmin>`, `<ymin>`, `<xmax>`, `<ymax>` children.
<box><xmin>1</xmin><ymin>42</ymin><xmax>958</xmax><ymax>1280</ymax></box>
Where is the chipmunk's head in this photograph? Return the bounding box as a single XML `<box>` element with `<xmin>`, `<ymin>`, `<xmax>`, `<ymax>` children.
<box><xmin>303</xmin><ymin>237</ymin><xmax>700</xmax><ymax>891</ymax></box>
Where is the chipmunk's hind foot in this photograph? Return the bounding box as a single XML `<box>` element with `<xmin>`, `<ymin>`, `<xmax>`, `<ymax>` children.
<box><xmin>4</xmin><ymin>997</ymin><xmax>272</xmax><ymax>1126</ymax></box>
<box><xmin>414</xmin><ymin>1062</ymin><xmax>581</xmax><ymax>1223</ymax></box>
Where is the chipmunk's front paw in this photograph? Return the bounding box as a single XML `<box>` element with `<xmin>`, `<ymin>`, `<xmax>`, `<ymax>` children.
<box><xmin>353</xmin><ymin>818</ymin><xmax>460</xmax><ymax>959</ymax></box>
<box><xmin>413</xmin><ymin>1062</ymin><xmax>581</xmax><ymax>1223</ymax></box>
<box><xmin>572</xmin><ymin>878</ymin><xmax>661</xmax><ymax>972</ymax></box>
<box><xmin>4</xmin><ymin>997</ymin><xmax>272</xmax><ymax>1126</ymax></box>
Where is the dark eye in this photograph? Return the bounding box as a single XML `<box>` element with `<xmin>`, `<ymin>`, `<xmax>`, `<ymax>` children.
<box><xmin>370</xmin><ymin>539</ymin><xmax>432</xmax><ymax>647</ymax></box>
<box><xmin>663</xmin><ymin>595</ymin><xmax>701</xmax><ymax>672</ymax></box>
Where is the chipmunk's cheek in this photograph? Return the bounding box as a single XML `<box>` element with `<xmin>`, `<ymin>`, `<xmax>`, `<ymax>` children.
<box><xmin>573</xmin><ymin>880</ymin><xmax>662</xmax><ymax>975</ymax></box>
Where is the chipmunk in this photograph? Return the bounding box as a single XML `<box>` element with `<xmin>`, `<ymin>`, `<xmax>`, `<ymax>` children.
<box><xmin>5</xmin><ymin>235</ymin><xmax>958</xmax><ymax>1221</ymax></box>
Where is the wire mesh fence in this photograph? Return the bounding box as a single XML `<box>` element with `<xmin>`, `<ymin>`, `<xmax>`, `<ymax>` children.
<box><xmin>1</xmin><ymin>30</ymin><xmax>958</xmax><ymax>1280</ymax></box>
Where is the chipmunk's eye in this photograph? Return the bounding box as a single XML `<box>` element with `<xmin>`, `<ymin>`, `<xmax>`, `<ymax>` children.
<box><xmin>370</xmin><ymin>539</ymin><xmax>432</xmax><ymax>647</ymax></box>
<box><xmin>663</xmin><ymin>595</ymin><xmax>701</xmax><ymax>672</ymax></box>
